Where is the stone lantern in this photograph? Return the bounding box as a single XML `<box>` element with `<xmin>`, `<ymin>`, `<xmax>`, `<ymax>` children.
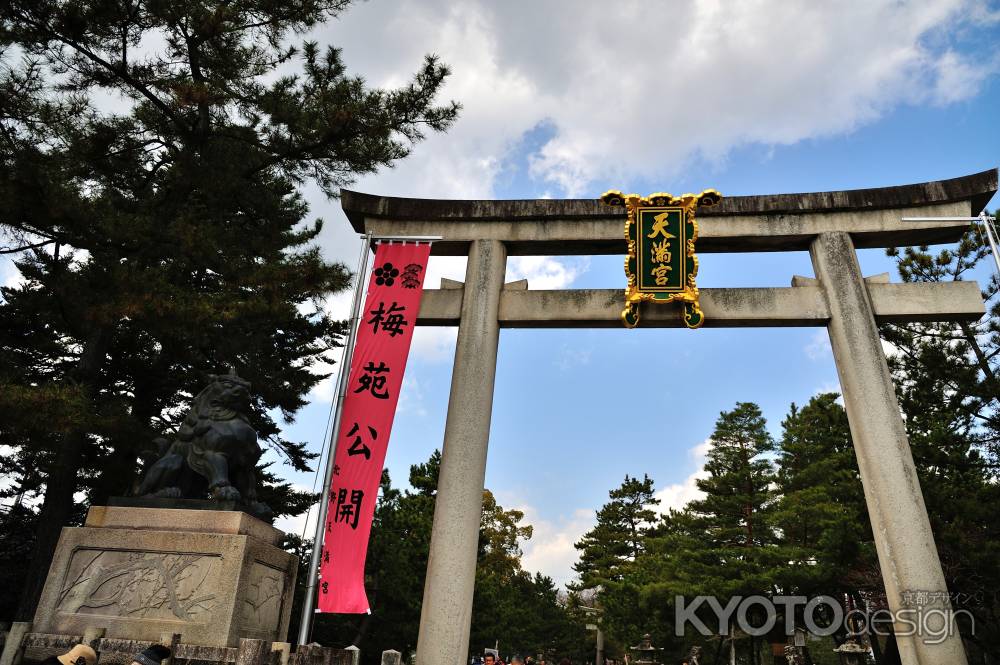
<box><xmin>783</xmin><ymin>645</ymin><xmax>805</xmax><ymax>665</ymax></box>
<box><xmin>833</xmin><ymin>634</ymin><xmax>869</xmax><ymax>665</ymax></box>
<box><xmin>629</xmin><ymin>634</ymin><xmax>662</xmax><ymax>665</ymax></box>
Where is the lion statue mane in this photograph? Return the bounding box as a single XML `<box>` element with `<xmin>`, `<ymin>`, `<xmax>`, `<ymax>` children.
<box><xmin>136</xmin><ymin>371</ymin><xmax>273</xmax><ymax>522</ymax></box>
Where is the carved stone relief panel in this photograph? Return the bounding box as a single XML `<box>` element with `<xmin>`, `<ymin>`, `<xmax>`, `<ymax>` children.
<box><xmin>57</xmin><ymin>549</ymin><xmax>220</xmax><ymax>622</ymax></box>
<box><xmin>239</xmin><ymin>562</ymin><xmax>285</xmax><ymax>633</ymax></box>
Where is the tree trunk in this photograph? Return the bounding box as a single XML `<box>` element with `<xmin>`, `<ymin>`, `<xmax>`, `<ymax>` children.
<box><xmin>89</xmin><ymin>382</ymin><xmax>162</xmax><ymax>505</ymax></box>
<box><xmin>713</xmin><ymin>638</ymin><xmax>724</xmax><ymax>665</ymax></box>
<box><xmin>15</xmin><ymin>327</ymin><xmax>109</xmax><ymax>620</ymax></box>
<box><xmin>881</xmin><ymin>630</ymin><xmax>901</xmax><ymax>665</ymax></box>
<box><xmin>89</xmin><ymin>440</ymin><xmax>140</xmax><ymax>505</ymax></box>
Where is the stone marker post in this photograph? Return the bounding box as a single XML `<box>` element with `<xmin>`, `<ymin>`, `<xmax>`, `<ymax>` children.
<box><xmin>236</xmin><ymin>639</ymin><xmax>269</xmax><ymax>665</ymax></box>
<box><xmin>271</xmin><ymin>642</ymin><xmax>291</xmax><ymax>665</ymax></box>
<box><xmin>416</xmin><ymin>240</ymin><xmax>506</xmax><ymax>665</ymax></box>
<box><xmin>381</xmin><ymin>650</ymin><xmax>402</xmax><ymax>665</ymax></box>
<box><xmin>811</xmin><ymin>231</ymin><xmax>968</xmax><ymax>665</ymax></box>
<box><xmin>0</xmin><ymin>622</ymin><xmax>31</xmax><ymax>665</ymax></box>
<box><xmin>82</xmin><ymin>628</ymin><xmax>105</xmax><ymax>650</ymax></box>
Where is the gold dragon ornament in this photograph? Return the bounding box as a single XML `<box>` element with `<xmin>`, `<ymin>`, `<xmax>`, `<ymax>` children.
<box><xmin>601</xmin><ymin>189</ymin><xmax>722</xmax><ymax>329</ymax></box>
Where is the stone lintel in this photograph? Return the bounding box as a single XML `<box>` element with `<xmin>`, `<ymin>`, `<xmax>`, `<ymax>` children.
<box><xmin>342</xmin><ymin>169</ymin><xmax>998</xmax><ymax>256</ymax></box>
<box><xmin>415</xmin><ymin>281</ymin><xmax>984</xmax><ymax>328</ymax></box>
<box><xmin>439</xmin><ymin>278</ymin><xmax>528</xmax><ymax>290</ymax></box>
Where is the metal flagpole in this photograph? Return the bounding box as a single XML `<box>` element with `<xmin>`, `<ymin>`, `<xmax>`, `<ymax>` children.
<box><xmin>979</xmin><ymin>212</ymin><xmax>1000</xmax><ymax>277</ymax></box>
<box><xmin>902</xmin><ymin>211</ymin><xmax>1000</xmax><ymax>277</ymax></box>
<box><xmin>298</xmin><ymin>232</ymin><xmax>373</xmax><ymax>645</ymax></box>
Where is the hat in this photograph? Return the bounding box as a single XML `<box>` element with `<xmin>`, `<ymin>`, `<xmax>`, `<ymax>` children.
<box><xmin>133</xmin><ymin>645</ymin><xmax>172</xmax><ymax>665</ymax></box>
<box><xmin>57</xmin><ymin>645</ymin><xmax>97</xmax><ymax>665</ymax></box>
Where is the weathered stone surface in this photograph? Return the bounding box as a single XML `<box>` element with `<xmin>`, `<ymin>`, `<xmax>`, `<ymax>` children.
<box><xmin>417</xmin><ymin>240</ymin><xmax>505</xmax><ymax>665</ymax></box>
<box><xmin>341</xmin><ymin>169</ymin><xmax>998</xmax><ymax>255</ymax></box>
<box><xmin>415</xmin><ymin>281</ymin><xmax>984</xmax><ymax>328</ymax></box>
<box><xmin>380</xmin><ymin>650</ymin><xmax>401</xmax><ymax>665</ymax></box>
<box><xmin>33</xmin><ymin>508</ymin><xmax>296</xmax><ymax>648</ymax></box>
<box><xmin>811</xmin><ymin>232</ymin><xmax>968</xmax><ymax>665</ymax></box>
<box><xmin>19</xmin><ymin>632</ymin><xmax>81</xmax><ymax>665</ymax></box>
<box><xmin>291</xmin><ymin>645</ymin><xmax>353</xmax><ymax>665</ymax></box>
<box><xmin>108</xmin><ymin>496</ymin><xmax>239</xmax><ymax>512</ymax></box>
<box><xmin>85</xmin><ymin>506</ymin><xmax>284</xmax><ymax>546</ymax></box>
<box><xmin>271</xmin><ymin>642</ymin><xmax>291</xmax><ymax>665</ymax></box>
<box><xmin>236</xmin><ymin>639</ymin><xmax>268</xmax><ymax>665</ymax></box>
<box><xmin>343</xmin><ymin>169</ymin><xmax>996</xmax><ymax>223</ymax></box>
<box><xmin>0</xmin><ymin>622</ymin><xmax>32</xmax><ymax>665</ymax></box>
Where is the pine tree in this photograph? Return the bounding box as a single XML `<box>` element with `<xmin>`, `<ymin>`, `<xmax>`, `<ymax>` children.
<box><xmin>772</xmin><ymin>394</ymin><xmax>871</xmax><ymax>599</ymax></box>
<box><xmin>572</xmin><ymin>474</ymin><xmax>660</xmax><ymax>591</ymax></box>
<box><xmin>689</xmin><ymin>403</ymin><xmax>776</xmax><ymax>557</ymax></box>
<box><xmin>0</xmin><ymin>0</ymin><xmax>458</xmax><ymax>620</ymax></box>
<box><xmin>677</xmin><ymin>403</ymin><xmax>778</xmax><ymax>661</ymax></box>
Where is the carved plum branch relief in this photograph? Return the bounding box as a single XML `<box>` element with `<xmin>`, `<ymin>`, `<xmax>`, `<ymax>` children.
<box><xmin>57</xmin><ymin>550</ymin><xmax>219</xmax><ymax>621</ymax></box>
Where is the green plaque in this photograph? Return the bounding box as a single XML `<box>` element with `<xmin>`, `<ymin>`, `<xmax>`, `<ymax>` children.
<box><xmin>636</xmin><ymin>207</ymin><xmax>686</xmax><ymax>292</ymax></box>
<box><xmin>601</xmin><ymin>189</ymin><xmax>722</xmax><ymax>328</ymax></box>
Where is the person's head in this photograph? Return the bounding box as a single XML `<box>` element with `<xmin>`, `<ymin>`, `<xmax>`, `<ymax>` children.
<box><xmin>56</xmin><ymin>645</ymin><xmax>97</xmax><ymax>665</ymax></box>
<box><xmin>132</xmin><ymin>645</ymin><xmax>172</xmax><ymax>665</ymax></box>
<box><xmin>511</xmin><ymin>658</ymin><xmax>524</xmax><ymax>665</ymax></box>
<box><xmin>484</xmin><ymin>655</ymin><xmax>496</xmax><ymax>665</ymax></box>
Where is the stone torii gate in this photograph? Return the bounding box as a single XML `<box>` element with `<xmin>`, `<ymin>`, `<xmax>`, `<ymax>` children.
<box><xmin>341</xmin><ymin>169</ymin><xmax>998</xmax><ymax>665</ymax></box>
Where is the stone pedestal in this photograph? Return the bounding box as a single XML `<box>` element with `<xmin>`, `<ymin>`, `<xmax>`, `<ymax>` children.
<box><xmin>32</xmin><ymin>506</ymin><xmax>297</xmax><ymax>648</ymax></box>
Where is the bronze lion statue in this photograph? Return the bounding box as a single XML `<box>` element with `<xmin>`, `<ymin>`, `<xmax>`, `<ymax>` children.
<box><xmin>136</xmin><ymin>371</ymin><xmax>273</xmax><ymax>521</ymax></box>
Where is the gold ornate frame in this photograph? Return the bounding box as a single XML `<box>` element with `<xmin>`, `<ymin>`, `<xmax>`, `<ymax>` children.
<box><xmin>600</xmin><ymin>189</ymin><xmax>722</xmax><ymax>329</ymax></box>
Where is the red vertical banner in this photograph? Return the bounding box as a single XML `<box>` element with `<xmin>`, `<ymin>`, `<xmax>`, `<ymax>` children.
<box><xmin>317</xmin><ymin>241</ymin><xmax>431</xmax><ymax>613</ymax></box>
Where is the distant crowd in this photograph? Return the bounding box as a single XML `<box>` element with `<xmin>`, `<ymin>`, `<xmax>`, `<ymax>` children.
<box><xmin>472</xmin><ymin>654</ymin><xmax>571</xmax><ymax>665</ymax></box>
<box><xmin>472</xmin><ymin>654</ymin><xmax>627</xmax><ymax>665</ymax></box>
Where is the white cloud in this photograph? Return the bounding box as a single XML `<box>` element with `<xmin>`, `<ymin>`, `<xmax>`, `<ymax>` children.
<box><xmin>805</xmin><ymin>330</ymin><xmax>832</xmax><ymax>360</ymax></box>
<box><xmin>405</xmin><ymin>255</ymin><xmax>591</xmax><ymax>363</ymax></box>
<box><xmin>275</xmin><ymin>482</ymin><xmax>321</xmax><ymax>538</ymax></box>
<box><xmin>555</xmin><ymin>344</ymin><xmax>593</xmax><ymax>371</ymax></box>
<box><xmin>516</xmin><ymin>505</ymin><xmax>596</xmax><ymax>589</ymax></box>
<box><xmin>1</xmin><ymin>258</ymin><xmax>22</xmax><ymax>291</ymax></box>
<box><xmin>397</xmin><ymin>375</ymin><xmax>429</xmax><ymax>417</ymax></box>
<box><xmin>882</xmin><ymin>338</ymin><xmax>902</xmax><ymax>358</ymax></box>
<box><xmin>515</xmin><ymin>438</ymin><xmax>716</xmax><ymax>587</ymax></box>
<box><xmin>300</xmin><ymin>0</ymin><xmax>998</xmax><ymax>368</ymax></box>
<box><xmin>507</xmin><ymin>256</ymin><xmax>590</xmax><ymax>290</ymax></box>
<box><xmin>307</xmin><ymin>287</ymin><xmax>356</xmax><ymax>402</ymax></box>
<box><xmin>814</xmin><ymin>381</ymin><xmax>843</xmax><ymax>399</ymax></box>
<box><xmin>315</xmin><ymin>0</ymin><xmax>998</xmax><ymax>200</ymax></box>
<box><xmin>654</xmin><ymin>439</ymin><xmax>712</xmax><ymax>514</ymax></box>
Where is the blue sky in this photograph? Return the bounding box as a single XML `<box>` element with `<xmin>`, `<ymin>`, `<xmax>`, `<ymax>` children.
<box><xmin>2</xmin><ymin>0</ymin><xmax>998</xmax><ymax>589</ymax></box>
<box><xmin>267</xmin><ymin>1</ymin><xmax>1000</xmax><ymax>588</ymax></box>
